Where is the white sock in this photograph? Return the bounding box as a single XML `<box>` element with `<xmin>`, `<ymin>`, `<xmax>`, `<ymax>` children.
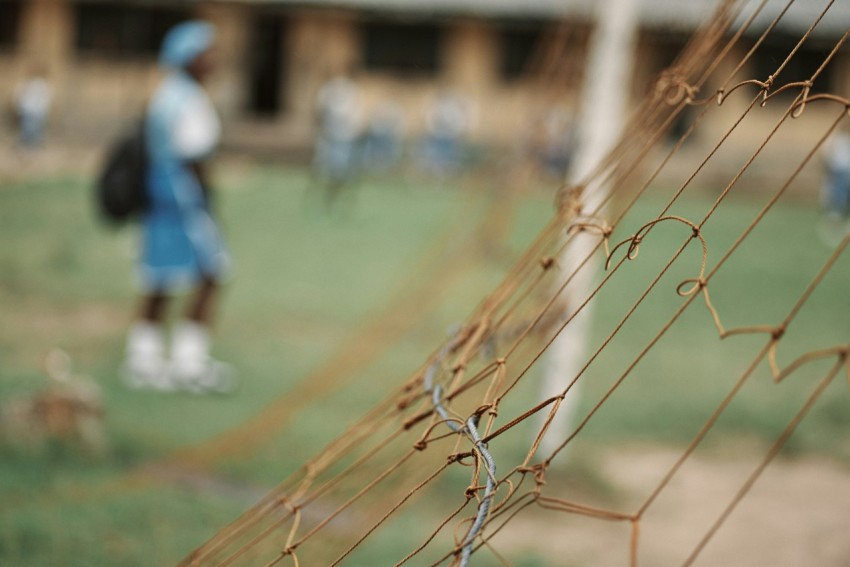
<box><xmin>169</xmin><ymin>321</ymin><xmax>237</xmax><ymax>393</ymax></box>
<box><xmin>125</xmin><ymin>322</ymin><xmax>166</xmax><ymax>386</ymax></box>
<box><xmin>170</xmin><ymin>321</ymin><xmax>211</xmax><ymax>381</ymax></box>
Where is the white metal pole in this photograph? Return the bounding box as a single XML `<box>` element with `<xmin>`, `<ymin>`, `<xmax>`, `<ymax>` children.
<box><xmin>537</xmin><ymin>0</ymin><xmax>640</xmax><ymax>460</ymax></box>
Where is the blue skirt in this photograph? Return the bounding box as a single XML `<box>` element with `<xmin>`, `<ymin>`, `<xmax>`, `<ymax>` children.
<box><xmin>138</xmin><ymin>162</ymin><xmax>229</xmax><ymax>292</ymax></box>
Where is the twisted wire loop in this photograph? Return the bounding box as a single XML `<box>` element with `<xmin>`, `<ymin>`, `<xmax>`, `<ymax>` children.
<box><xmin>604</xmin><ymin>215</ymin><xmax>706</xmax><ymax>274</ymax></box>
<box><xmin>654</xmin><ymin>68</ymin><xmax>700</xmax><ymax>106</ymax></box>
<box><xmin>554</xmin><ymin>184</ymin><xmax>585</xmax><ymax>220</ymax></box>
<box><xmin>791</xmin><ymin>93</ymin><xmax>850</xmax><ymax>118</ymax></box>
<box><xmin>457</xmin><ymin>415</ymin><xmax>497</xmax><ymax>566</ymax></box>
<box><xmin>567</xmin><ymin>214</ymin><xmax>614</xmax><ymax>258</ymax></box>
<box><xmin>422</xmin><ymin>332</ymin><xmax>500</xmax><ymax>566</ymax></box>
<box><xmin>715</xmin><ymin>77</ymin><xmax>773</xmax><ymax>106</ymax></box>
<box><xmin>167</xmin><ymin>1</ymin><xmax>850</xmax><ymax>566</ymax></box>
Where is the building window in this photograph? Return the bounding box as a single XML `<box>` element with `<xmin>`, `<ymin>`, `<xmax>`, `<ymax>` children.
<box><xmin>362</xmin><ymin>20</ymin><xmax>441</xmax><ymax>75</ymax></box>
<box><xmin>498</xmin><ymin>23</ymin><xmax>545</xmax><ymax>81</ymax></box>
<box><xmin>645</xmin><ymin>30</ymin><xmax>689</xmax><ymax>73</ymax></box>
<box><xmin>74</xmin><ymin>3</ymin><xmax>190</xmax><ymax>59</ymax></box>
<box><xmin>247</xmin><ymin>16</ymin><xmax>287</xmax><ymax>116</ymax></box>
<box><xmin>0</xmin><ymin>0</ymin><xmax>23</xmax><ymax>50</ymax></box>
<box><xmin>753</xmin><ymin>34</ymin><xmax>838</xmax><ymax>95</ymax></box>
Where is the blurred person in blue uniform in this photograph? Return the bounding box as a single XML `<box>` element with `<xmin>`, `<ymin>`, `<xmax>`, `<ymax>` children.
<box><xmin>820</xmin><ymin>129</ymin><xmax>850</xmax><ymax>245</ymax></box>
<box><xmin>419</xmin><ymin>89</ymin><xmax>471</xmax><ymax>177</ymax></box>
<box><xmin>124</xmin><ymin>21</ymin><xmax>233</xmax><ymax>393</ymax></box>
<box><xmin>312</xmin><ymin>71</ymin><xmax>363</xmax><ymax>209</ymax></box>
<box><xmin>14</xmin><ymin>66</ymin><xmax>52</xmax><ymax>148</ymax></box>
<box><xmin>361</xmin><ymin>100</ymin><xmax>404</xmax><ymax>174</ymax></box>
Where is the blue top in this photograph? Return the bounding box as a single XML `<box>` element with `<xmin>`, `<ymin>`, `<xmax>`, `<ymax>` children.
<box><xmin>138</xmin><ymin>71</ymin><xmax>229</xmax><ymax>292</ymax></box>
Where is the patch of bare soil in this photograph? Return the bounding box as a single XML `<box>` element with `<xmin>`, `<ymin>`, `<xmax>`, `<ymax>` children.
<box><xmin>494</xmin><ymin>446</ymin><xmax>850</xmax><ymax>566</ymax></box>
<box><xmin>0</xmin><ymin>300</ymin><xmax>128</xmax><ymax>370</ymax></box>
<box><xmin>0</xmin><ymin>143</ymin><xmax>99</xmax><ymax>184</ymax></box>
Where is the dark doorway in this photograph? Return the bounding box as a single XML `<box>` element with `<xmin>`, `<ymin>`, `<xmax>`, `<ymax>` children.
<box><xmin>248</xmin><ymin>16</ymin><xmax>286</xmax><ymax>116</ymax></box>
<box><xmin>0</xmin><ymin>0</ymin><xmax>23</xmax><ymax>50</ymax></box>
<box><xmin>362</xmin><ymin>19</ymin><xmax>442</xmax><ymax>77</ymax></box>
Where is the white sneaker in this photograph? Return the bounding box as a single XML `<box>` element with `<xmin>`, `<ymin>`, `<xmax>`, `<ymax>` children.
<box><xmin>173</xmin><ymin>359</ymin><xmax>237</xmax><ymax>395</ymax></box>
<box><xmin>168</xmin><ymin>321</ymin><xmax>237</xmax><ymax>395</ymax></box>
<box><xmin>123</xmin><ymin>322</ymin><xmax>174</xmax><ymax>391</ymax></box>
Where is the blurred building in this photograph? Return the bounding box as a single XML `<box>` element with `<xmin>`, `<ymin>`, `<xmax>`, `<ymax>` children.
<box><xmin>1</xmin><ymin>0</ymin><xmax>848</xmax><ymax>169</ymax></box>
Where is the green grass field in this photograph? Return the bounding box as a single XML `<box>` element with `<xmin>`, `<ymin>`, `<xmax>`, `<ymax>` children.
<box><xmin>1</xmin><ymin>163</ymin><xmax>848</xmax><ymax>565</ymax></box>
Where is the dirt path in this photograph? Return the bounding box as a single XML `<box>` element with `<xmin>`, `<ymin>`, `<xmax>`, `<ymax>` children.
<box><xmin>496</xmin><ymin>446</ymin><xmax>850</xmax><ymax>566</ymax></box>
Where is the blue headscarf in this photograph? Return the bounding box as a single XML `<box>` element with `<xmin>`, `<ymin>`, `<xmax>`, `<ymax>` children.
<box><xmin>159</xmin><ymin>20</ymin><xmax>215</xmax><ymax>69</ymax></box>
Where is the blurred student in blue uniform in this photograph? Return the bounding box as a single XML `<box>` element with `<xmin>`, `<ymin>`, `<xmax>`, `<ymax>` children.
<box><xmin>820</xmin><ymin>129</ymin><xmax>850</xmax><ymax>245</ymax></box>
<box><xmin>312</xmin><ymin>70</ymin><xmax>364</xmax><ymax>209</ymax></box>
<box><xmin>124</xmin><ymin>21</ymin><xmax>233</xmax><ymax>393</ymax></box>
<box><xmin>15</xmin><ymin>66</ymin><xmax>52</xmax><ymax>148</ymax></box>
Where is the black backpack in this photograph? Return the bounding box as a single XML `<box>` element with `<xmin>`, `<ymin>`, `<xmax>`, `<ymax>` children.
<box><xmin>95</xmin><ymin>118</ymin><xmax>149</xmax><ymax>224</ymax></box>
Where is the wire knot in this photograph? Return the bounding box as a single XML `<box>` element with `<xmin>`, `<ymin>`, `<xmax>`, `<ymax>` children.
<box><xmin>555</xmin><ymin>185</ymin><xmax>584</xmax><ymax>219</ymax></box>
<box><xmin>449</xmin><ymin>451</ymin><xmax>474</xmax><ymax>465</ymax></box>
<box><xmin>656</xmin><ymin>70</ymin><xmax>698</xmax><ymax>105</ymax></box>
<box><xmin>627</xmin><ymin>236</ymin><xmax>642</xmax><ymax>260</ymax></box>
<box><xmin>762</xmin><ymin>74</ymin><xmax>775</xmax><ymax>97</ymax></box>
<box><xmin>518</xmin><ymin>463</ymin><xmax>547</xmax><ymax>486</ymax></box>
<box><xmin>676</xmin><ymin>277</ymin><xmax>706</xmax><ymax>297</ymax></box>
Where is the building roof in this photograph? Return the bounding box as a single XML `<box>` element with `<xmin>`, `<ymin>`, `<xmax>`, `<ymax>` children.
<box><xmin>252</xmin><ymin>0</ymin><xmax>849</xmax><ymax>37</ymax></box>
<box><xmin>740</xmin><ymin>0</ymin><xmax>850</xmax><ymax>38</ymax></box>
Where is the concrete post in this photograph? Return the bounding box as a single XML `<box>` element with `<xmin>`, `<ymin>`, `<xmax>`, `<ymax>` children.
<box><xmin>537</xmin><ymin>0</ymin><xmax>640</xmax><ymax>461</ymax></box>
